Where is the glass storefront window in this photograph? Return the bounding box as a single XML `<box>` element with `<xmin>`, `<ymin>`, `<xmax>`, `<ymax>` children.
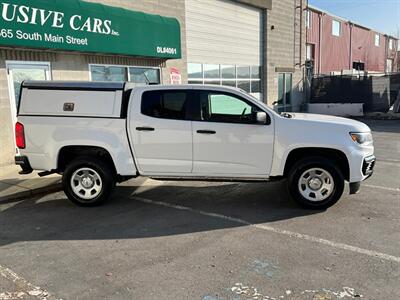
<box><xmin>251</xmin><ymin>81</ymin><xmax>261</xmax><ymax>93</ymax></box>
<box><xmin>277</xmin><ymin>73</ymin><xmax>284</xmax><ymax>106</ymax></box>
<box><xmin>188</xmin><ymin>63</ymin><xmax>203</xmax><ymax>79</ymax></box>
<box><xmin>206</xmin><ymin>80</ymin><xmax>221</xmax><ymax>86</ymax></box>
<box><xmin>285</xmin><ymin>73</ymin><xmax>292</xmax><ymax>105</ymax></box>
<box><xmin>91</xmin><ymin>65</ymin><xmax>160</xmax><ymax>85</ymax></box>
<box><xmin>91</xmin><ymin>65</ymin><xmax>127</xmax><ymax>82</ymax></box>
<box><xmin>204</xmin><ymin>64</ymin><xmax>220</xmax><ymax>78</ymax></box>
<box><xmin>251</xmin><ymin>66</ymin><xmax>260</xmax><ymax>79</ymax></box>
<box><xmin>188</xmin><ymin>80</ymin><xmax>203</xmax><ymax>84</ymax></box>
<box><xmin>221</xmin><ymin>81</ymin><xmax>236</xmax><ymax>88</ymax></box>
<box><xmin>221</xmin><ymin>65</ymin><xmax>236</xmax><ymax>79</ymax></box>
<box><xmin>129</xmin><ymin>67</ymin><xmax>160</xmax><ymax>85</ymax></box>
<box><xmin>277</xmin><ymin>73</ymin><xmax>292</xmax><ymax>112</ymax></box>
<box><xmin>188</xmin><ymin>63</ymin><xmax>261</xmax><ymax>99</ymax></box>
<box><xmin>237</xmin><ymin>80</ymin><xmax>250</xmax><ymax>93</ymax></box>
<box><xmin>13</xmin><ymin>69</ymin><xmax>47</xmax><ymax>107</ymax></box>
<box><xmin>90</xmin><ymin>66</ymin><xmax>104</xmax><ymax>81</ymax></box>
<box><xmin>237</xmin><ymin>66</ymin><xmax>250</xmax><ymax>79</ymax></box>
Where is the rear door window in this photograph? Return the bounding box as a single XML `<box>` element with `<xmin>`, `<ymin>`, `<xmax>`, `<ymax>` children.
<box><xmin>141</xmin><ymin>90</ymin><xmax>190</xmax><ymax>120</ymax></box>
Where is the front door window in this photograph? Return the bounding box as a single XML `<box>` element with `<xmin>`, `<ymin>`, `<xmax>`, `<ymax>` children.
<box><xmin>201</xmin><ymin>92</ymin><xmax>259</xmax><ymax>124</ymax></box>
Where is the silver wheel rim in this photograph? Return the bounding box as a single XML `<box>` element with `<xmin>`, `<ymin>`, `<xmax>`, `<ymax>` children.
<box><xmin>298</xmin><ymin>168</ymin><xmax>334</xmax><ymax>202</ymax></box>
<box><xmin>70</xmin><ymin>168</ymin><xmax>102</xmax><ymax>201</ymax></box>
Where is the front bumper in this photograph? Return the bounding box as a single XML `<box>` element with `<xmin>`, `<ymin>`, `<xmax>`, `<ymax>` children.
<box><xmin>362</xmin><ymin>155</ymin><xmax>376</xmax><ymax>177</ymax></box>
<box><xmin>349</xmin><ymin>155</ymin><xmax>376</xmax><ymax>195</ymax></box>
<box><xmin>15</xmin><ymin>156</ymin><xmax>33</xmax><ymax>175</ymax></box>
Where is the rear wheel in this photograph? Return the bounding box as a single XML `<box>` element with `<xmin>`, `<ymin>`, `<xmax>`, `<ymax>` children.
<box><xmin>287</xmin><ymin>157</ymin><xmax>345</xmax><ymax>209</ymax></box>
<box><xmin>62</xmin><ymin>157</ymin><xmax>115</xmax><ymax>206</ymax></box>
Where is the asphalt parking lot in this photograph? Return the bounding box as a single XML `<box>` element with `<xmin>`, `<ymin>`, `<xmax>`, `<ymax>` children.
<box><xmin>0</xmin><ymin>119</ymin><xmax>399</xmax><ymax>300</ymax></box>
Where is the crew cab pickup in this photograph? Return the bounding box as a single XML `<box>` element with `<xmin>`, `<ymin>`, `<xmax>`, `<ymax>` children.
<box><xmin>15</xmin><ymin>81</ymin><xmax>375</xmax><ymax>209</ymax></box>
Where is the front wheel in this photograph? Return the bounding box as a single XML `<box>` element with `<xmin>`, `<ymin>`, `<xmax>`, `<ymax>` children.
<box><xmin>62</xmin><ymin>157</ymin><xmax>115</xmax><ymax>206</ymax></box>
<box><xmin>287</xmin><ymin>157</ymin><xmax>345</xmax><ymax>209</ymax></box>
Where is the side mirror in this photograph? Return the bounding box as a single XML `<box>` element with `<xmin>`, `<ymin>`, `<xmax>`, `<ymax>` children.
<box><xmin>256</xmin><ymin>112</ymin><xmax>267</xmax><ymax>124</ymax></box>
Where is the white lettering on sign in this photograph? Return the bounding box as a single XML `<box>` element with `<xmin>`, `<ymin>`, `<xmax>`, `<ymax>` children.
<box><xmin>1</xmin><ymin>28</ymin><xmax>89</xmax><ymax>46</ymax></box>
<box><xmin>16</xmin><ymin>30</ymin><xmax>42</xmax><ymax>41</ymax></box>
<box><xmin>0</xmin><ymin>2</ymin><xmax>118</xmax><ymax>36</ymax></box>
<box><xmin>157</xmin><ymin>46</ymin><xmax>177</xmax><ymax>55</ymax></box>
<box><xmin>70</xmin><ymin>15</ymin><xmax>112</xmax><ymax>34</ymax></box>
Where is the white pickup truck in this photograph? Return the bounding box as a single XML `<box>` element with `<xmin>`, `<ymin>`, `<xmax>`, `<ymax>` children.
<box><xmin>15</xmin><ymin>81</ymin><xmax>375</xmax><ymax>209</ymax></box>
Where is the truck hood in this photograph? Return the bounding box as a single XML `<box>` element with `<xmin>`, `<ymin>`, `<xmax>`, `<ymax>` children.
<box><xmin>286</xmin><ymin>113</ymin><xmax>371</xmax><ymax>132</ymax></box>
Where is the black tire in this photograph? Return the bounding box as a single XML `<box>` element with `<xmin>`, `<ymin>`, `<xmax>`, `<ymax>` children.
<box><xmin>287</xmin><ymin>156</ymin><xmax>345</xmax><ymax>209</ymax></box>
<box><xmin>62</xmin><ymin>156</ymin><xmax>115</xmax><ymax>207</ymax></box>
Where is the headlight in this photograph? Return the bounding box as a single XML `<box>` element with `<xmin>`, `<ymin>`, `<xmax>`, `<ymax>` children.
<box><xmin>350</xmin><ymin>132</ymin><xmax>373</xmax><ymax>145</ymax></box>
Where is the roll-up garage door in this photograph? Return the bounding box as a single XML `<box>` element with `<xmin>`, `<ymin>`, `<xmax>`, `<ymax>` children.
<box><xmin>186</xmin><ymin>0</ymin><xmax>263</xmax><ymax>98</ymax></box>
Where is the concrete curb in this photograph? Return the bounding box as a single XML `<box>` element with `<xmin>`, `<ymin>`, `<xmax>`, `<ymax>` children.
<box><xmin>0</xmin><ymin>182</ymin><xmax>63</xmax><ymax>202</ymax></box>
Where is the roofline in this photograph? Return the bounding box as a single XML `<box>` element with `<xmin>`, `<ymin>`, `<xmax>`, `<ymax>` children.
<box><xmin>22</xmin><ymin>81</ymin><xmax>125</xmax><ymax>91</ymax></box>
<box><xmin>307</xmin><ymin>4</ymin><xmax>347</xmax><ymax>23</ymax></box>
<box><xmin>307</xmin><ymin>4</ymin><xmax>399</xmax><ymax>40</ymax></box>
<box><xmin>20</xmin><ymin>82</ymin><xmax>245</xmax><ymax>93</ymax></box>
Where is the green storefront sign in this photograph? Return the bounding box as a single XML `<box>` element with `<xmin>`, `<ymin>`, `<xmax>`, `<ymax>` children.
<box><xmin>0</xmin><ymin>0</ymin><xmax>181</xmax><ymax>59</ymax></box>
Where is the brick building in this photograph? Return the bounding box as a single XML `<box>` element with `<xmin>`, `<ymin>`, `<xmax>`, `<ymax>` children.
<box><xmin>306</xmin><ymin>5</ymin><xmax>398</xmax><ymax>75</ymax></box>
<box><xmin>0</xmin><ymin>0</ymin><xmax>306</xmax><ymax>166</ymax></box>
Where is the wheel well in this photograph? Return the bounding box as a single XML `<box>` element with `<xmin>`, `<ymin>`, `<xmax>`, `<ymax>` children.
<box><xmin>284</xmin><ymin>148</ymin><xmax>350</xmax><ymax>181</ymax></box>
<box><xmin>57</xmin><ymin>146</ymin><xmax>117</xmax><ymax>175</ymax></box>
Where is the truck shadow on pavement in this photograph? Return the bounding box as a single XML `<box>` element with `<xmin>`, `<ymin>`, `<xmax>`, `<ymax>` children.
<box><xmin>0</xmin><ymin>180</ymin><xmax>322</xmax><ymax>246</ymax></box>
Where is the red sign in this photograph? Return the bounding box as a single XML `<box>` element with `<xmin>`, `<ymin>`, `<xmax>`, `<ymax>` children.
<box><xmin>170</xmin><ymin>67</ymin><xmax>182</xmax><ymax>85</ymax></box>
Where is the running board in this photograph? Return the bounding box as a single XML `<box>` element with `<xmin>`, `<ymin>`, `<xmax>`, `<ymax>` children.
<box><xmin>38</xmin><ymin>170</ymin><xmax>57</xmax><ymax>177</ymax></box>
<box><xmin>148</xmin><ymin>176</ymin><xmax>283</xmax><ymax>183</ymax></box>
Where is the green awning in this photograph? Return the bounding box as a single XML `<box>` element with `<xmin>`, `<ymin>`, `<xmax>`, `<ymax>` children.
<box><xmin>0</xmin><ymin>0</ymin><xmax>181</xmax><ymax>59</ymax></box>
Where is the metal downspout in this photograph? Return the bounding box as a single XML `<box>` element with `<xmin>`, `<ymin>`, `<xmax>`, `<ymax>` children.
<box><xmin>318</xmin><ymin>13</ymin><xmax>323</xmax><ymax>74</ymax></box>
<box><xmin>349</xmin><ymin>23</ymin><xmax>353</xmax><ymax>70</ymax></box>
